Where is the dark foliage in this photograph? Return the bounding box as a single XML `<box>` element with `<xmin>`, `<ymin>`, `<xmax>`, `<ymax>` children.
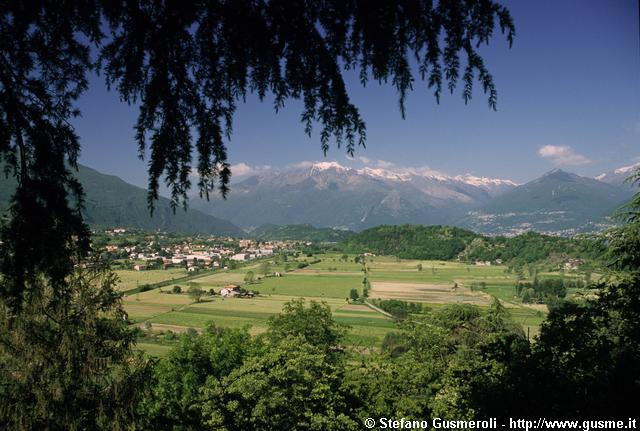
<box><xmin>342</xmin><ymin>224</ymin><xmax>478</xmax><ymax>260</ymax></box>
<box><xmin>342</xmin><ymin>224</ymin><xmax>604</xmax><ymax>265</ymax></box>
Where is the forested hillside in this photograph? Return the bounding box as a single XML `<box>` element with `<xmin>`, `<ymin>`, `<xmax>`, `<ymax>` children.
<box><xmin>341</xmin><ymin>224</ymin><xmax>605</xmax><ymax>266</ymax></box>
<box><xmin>250</xmin><ymin>224</ymin><xmax>355</xmax><ymax>242</ymax></box>
<box><xmin>0</xmin><ymin>164</ymin><xmax>244</xmax><ymax>236</ymax></box>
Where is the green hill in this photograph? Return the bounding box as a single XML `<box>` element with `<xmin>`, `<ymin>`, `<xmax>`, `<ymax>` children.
<box><xmin>340</xmin><ymin>224</ymin><xmax>604</xmax><ymax>265</ymax></box>
<box><xmin>250</xmin><ymin>224</ymin><xmax>355</xmax><ymax>242</ymax></box>
<box><xmin>0</xmin><ymin>164</ymin><xmax>245</xmax><ymax>236</ymax></box>
<box><xmin>341</xmin><ymin>225</ymin><xmax>480</xmax><ymax>260</ymax></box>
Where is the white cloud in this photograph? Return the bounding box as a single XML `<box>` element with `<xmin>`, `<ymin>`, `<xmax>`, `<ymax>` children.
<box><xmin>358</xmin><ymin>156</ymin><xmax>395</xmax><ymax>168</ymax></box>
<box><xmin>537</xmin><ymin>145</ymin><xmax>591</xmax><ymax>166</ymax></box>
<box><xmin>229</xmin><ymin>162</ymin><xmax>272</xmax><ymax>178</ymax></box>
<box><xmin>288</xmin><ymin>160</ymin><xmax>314</xmax><ymax>169</ymax></box>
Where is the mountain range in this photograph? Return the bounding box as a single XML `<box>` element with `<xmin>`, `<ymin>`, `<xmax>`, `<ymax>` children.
<box><xmin>0</xmin><ymin>164</ymin><xmax>245</xmax><ymax>237</ymax></box>
<box><xmin>1</xmin><ymin>161</ymin><xmax>636</xmax><ymax>237</ymax></box>
<box><xmin>192</xmin><ymin>161</ymin><xmax>635</xmax><ymax>236</ymax></box>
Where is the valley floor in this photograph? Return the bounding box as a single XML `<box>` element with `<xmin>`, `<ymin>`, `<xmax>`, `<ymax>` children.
<box><xmin>120</xmin><ymin>254</ymin><xmax>563</xmax><ymax>355</ymax></box>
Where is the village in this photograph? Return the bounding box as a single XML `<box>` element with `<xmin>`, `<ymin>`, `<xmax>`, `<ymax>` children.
<box><xmin>95</xmin><ymin>228</ymin><xmax>303</xmax><ymax>273</ymax></box>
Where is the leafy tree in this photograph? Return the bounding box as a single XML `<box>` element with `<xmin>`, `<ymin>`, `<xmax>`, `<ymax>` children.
<box><xmin>524</xmin><ymin>175</ymin><xmax>640</xmax><ymax>418</ymax></box>
<box><xmin>140</xmin><ymin>324</ymin><xmax>254</xmax><ymax>430</ymax></box>
<box><xmin>199</xmin><ymin>338</ymin><xmax>359</xmax><ymax>431</ymax></box>
<box><xmin>267</xmin><ymin>299</ymin><xmax>346</xmax><ymax>352</ymax></box>
<box><xmin>188</xmin><ymin>283</ymin><xmax>204</xmax><ymax>302</ymax></box>
<box><xmin>258</xmin><ymin>261</ymin><xmax>271</xmax><ymax>276</ymax></box>
<box><xmin>172</xmin><ymin>285</ymin><xmax>182</xmax><ymax>294</ymax></box>
<box><xmin>380</xmin><ymin>332</ymin><xmax>409</xmax><ymax>357</ymax></box>
<box><xmin>244</xmin><ymin>270</ymin><xmax>255</xmax><ymax>284</ymax></box>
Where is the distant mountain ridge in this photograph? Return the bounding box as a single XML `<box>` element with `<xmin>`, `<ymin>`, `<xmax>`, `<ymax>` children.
<box><xmin>461</xmin><ymin>169</ymin><xmax>633</xmax><ymax>235</ymax></box>
<box><xmin>3</xmin><ymin>161</ymin><xmax>634</xmax><ymax>237</ymax></box>
<box><xmin>193</xmin><ymin>161</ymin><xmax>634</xmax><ymax>235</ymax></box>
<box><xmin>192</xmin><ymin>161</ymin><xmax>520</xmax><ymax>231</ymax></box>
<box><xmin>0</xmin><ymin>164</ymin><xmax>245</xmax><ymax>236</ymax></box>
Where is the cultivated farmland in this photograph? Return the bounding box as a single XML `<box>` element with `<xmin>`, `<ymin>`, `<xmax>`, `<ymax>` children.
<box><xmin>124</xmin><ymin>253</ymin><xmax>551</xmax><ymax>355</ymax></box>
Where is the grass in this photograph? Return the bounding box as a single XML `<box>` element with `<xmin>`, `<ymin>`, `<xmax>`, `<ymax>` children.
<box><xmin>126</xmin><ymin>254</ymin><xmax>557</xmax><ymax>356</ymax></box>
<box><xmin>243</xmin><ymin>274</ymin><xmax>362</xmax><ymax>298</ymax></box>
<box><xmin>115</xmin><ymin>267</ymin><xmax>187</xmax><ymax>291</ymax></box>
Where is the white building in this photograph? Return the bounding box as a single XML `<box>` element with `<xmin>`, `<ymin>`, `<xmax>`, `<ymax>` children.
<box><xmin>230</xmin><ymin>253</ymin><xmax>249</xmax><ymax>261</ymax></box>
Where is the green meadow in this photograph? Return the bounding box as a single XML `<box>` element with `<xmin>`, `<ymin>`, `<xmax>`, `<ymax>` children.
<box><xmin>124</xmin><ymin>253</ymin><xmax>557</xmax><ymax>355</ymax></box>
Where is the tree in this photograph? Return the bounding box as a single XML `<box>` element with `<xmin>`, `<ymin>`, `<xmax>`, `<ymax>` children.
<box><xmin>188</xmin><ymin>283</ymin><xmax>204</xmax><ymax>303</ymax></box>
<box><xmin>267</xmin><ymin>299</ymin><xmax>346</xmax><ymax>352</ymax></box>
<box><xmin>172</xmin><ymin>285</ymin><xmax>182</xmax><ymax>294</ymax></box>
<box><xmin>244</xmin><ymin>270</ymin><xmax>255</xmax><ymax>284</ymax></box>
<box><xmin>0</xmin><ymin>262</ymin><xmax>151</xmax><ymax>429</ymax></box>
<box><xmin>525</xmin><ymin>173</ymin><xmax>640</xmax><ymax>418</ymax></box>
<box><xmin>349</xmin><ymin>288</ymin><xmax>359</xmax><ymax>301</ymax></box>
<box><xmin>140</xmin><ymin>324</ymin><xmax>254</xmax><ymax>429</ymax></box>
<box><xmin>199</xmin><ymin>338</ymin><xmax>359</xmax><ymax>431</ymax></box>
<box><xmin>259</xmin><ymin>261</ymin><xmax>271</xmax><ymax>276</ymax></box>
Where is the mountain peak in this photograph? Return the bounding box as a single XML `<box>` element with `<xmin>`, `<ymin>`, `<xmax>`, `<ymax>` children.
<box><xmin>540</xmin><ymin>168</ymin><xmax>576</xmax><ymax>180</ymax></box>
<box><xmin>309</xmin><ymin>161</ymin><xmax>348</xmax><ymax>173</ymax></box>
<box><xmin>452</xmin><ymin>173</ymin><xmax>519</xmax><ymax>187</ymax></box>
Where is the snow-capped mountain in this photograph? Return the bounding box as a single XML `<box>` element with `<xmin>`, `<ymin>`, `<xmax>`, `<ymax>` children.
<box><xmin>191</xmin><ymin>161</ymin><xmax>520</xmax><ymax>231</ymax></box>
<box><xmin>595</xmin><ymin>162</ymin><xmax>640</xmax><ymax>186</ymax></box>
<box><xmin>189</xmin><ymin>161</ymin><xmax>634</xmax><ymax>234</ymax></box>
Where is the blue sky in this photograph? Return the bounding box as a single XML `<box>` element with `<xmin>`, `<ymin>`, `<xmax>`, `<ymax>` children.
<box><xmin>74</xmin><ymin>0</ymin><xmax>640</xmax><ymax>190</ymax></box>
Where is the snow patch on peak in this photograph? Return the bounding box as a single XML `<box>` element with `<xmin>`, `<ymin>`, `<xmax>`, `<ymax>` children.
<box><xmin>614</xmin><ymin>163</ymin><xmax>640</xmax><ymax>175</ymax></box>
<box><xmin>453</xmin><ymin>174</ymin><xmax>519</xmax><ymax>188</ymax></box>
<box><xmin>309</xmin><ymin>161</ymin><xmax>349</xmax><ymax>173</ymax></box>
<box><xmin>356</xmin><ymin>167</ymin><xmax>412</xmax><ymax>182</ymax></box>
<box><xmin>595</xmin><ymin>162</ymin><xmax>640</xmax><ymax>182</ymax></box>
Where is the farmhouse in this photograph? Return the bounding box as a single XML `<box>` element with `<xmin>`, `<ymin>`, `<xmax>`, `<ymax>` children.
<box><xmin>220</xmin><ymin>284</ymin><xmax>241</xmax><ymax>297</ymax></box>
<box><xmin>564</xmin><ymin>259</ymin><xmax>581</xmax><ymax>271</ymax></box>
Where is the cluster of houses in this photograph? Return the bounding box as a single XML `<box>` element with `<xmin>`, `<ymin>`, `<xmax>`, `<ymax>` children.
<box><xmin>101</xmin><ymin>230</ymin><xmax>285</xmax><ymax>271</ymax></box>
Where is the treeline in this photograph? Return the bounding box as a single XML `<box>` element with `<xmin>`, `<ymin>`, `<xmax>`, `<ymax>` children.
<box><xmin>341</xmin><ymin>225</ymin><xmax>477</xmax><ymax>260</ymax></box>
<box><xmin>250</xmin><ymin>224</ymin><xmax>355</xmax><ymax>242</ymax></box>
<box><xmin>340</xmin><ymin>225</ymin><xmax>605</xmax><ymax>266</ymax></box>
<box><xmin>370</xmin><ymin>298</ymin><xmax>426</xmax><ymax>320</ymax></box>
<box><xmin>516</xmin><ymin>277</ymin><xmax>588</xmax><ymax>304</ymax></box>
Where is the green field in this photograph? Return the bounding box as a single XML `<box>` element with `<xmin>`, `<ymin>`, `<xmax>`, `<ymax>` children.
<box><xmin>127</xmin><ymin>253</ymin><xmax>553</xmax><ymax>355</ymax></box>
<box><xmin>115</xmin><ymin>267</ymin><xmax>188</xmax><ymax>291</ymax></box>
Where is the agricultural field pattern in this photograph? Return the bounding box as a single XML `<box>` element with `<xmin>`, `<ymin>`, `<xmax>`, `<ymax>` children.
<box><xmin>117</xmin><ymin>254</ymin><xmax>568</xmax><ymax>355</ymax></box>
